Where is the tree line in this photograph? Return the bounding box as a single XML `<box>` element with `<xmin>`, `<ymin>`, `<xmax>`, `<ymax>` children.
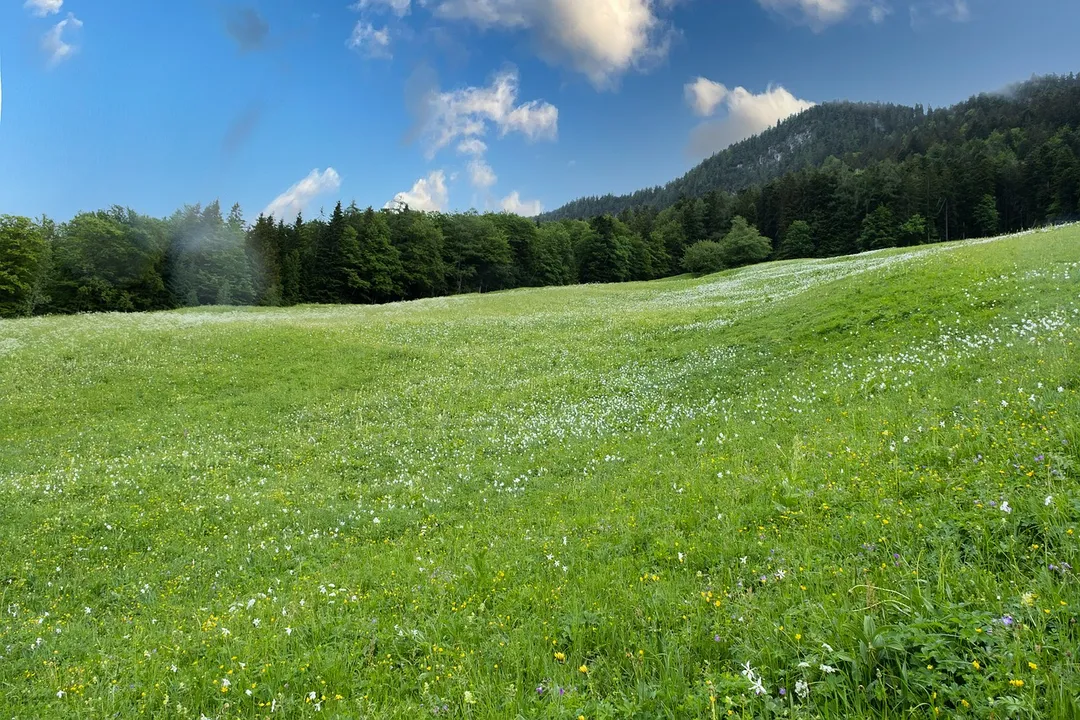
<box><xmin>2</xmin><ymin>74</ymin><xmax>1079</xmax><ymax>318</ymax></box>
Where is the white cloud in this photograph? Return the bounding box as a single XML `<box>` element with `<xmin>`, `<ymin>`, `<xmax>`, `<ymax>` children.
<box><xmin>348</xmin><ymin>22</ymin><xmax>393</xmax><ymax>58</ymax></box>
<box><xmin>422</xmin><ymin>67</ymin><xmax>558</xmax><ymax>158</ymax></box>
<box><xmin>388</xmin><ymin>170</ymin><xmax>449</xmax><ymax>211</ymax></box>
<box><xmin>684</xmin><ymin>77</ymin><xmax>729</xmax><ymax>117</ymax></box>
<box><xmin>756</xmin><ymin>0</ymin><xmax>882</xmax><ymax>28</ymax></box>
<box><xmin>42</xmin><ymin>13</ymin><xmax>82</xmax><ymax>68</ymax></box>
<box><xmin>24</xmin><ymin>0</ymin><xmax>62</xmax><ymax>17</ymax></box>
<box><xmin>262</xmin><ymin>168</ymin><xmax>342</xmax><ymax>221</ymax></box>
<box><xmin>687</xmin><ymin>83</ymin><xmax>815</xmax><ymax>159</ymax></box>
<box><xmin>457</xmin><ymin>138</ymin><xmax>488</xmax><ymax>155</ymax></box>
<box><xmin>431</xmin><ymin>0</ymin><xmax>674</xmax><ymax>87</ymax></box>
<box><xmin>500</xmin><ymin>190</ymin><xmax>543</xmax><ymax>216</ymax></box>
<box><xmin>467</xmin><ymin>158</ymin><xmax>498</xmax><ymax>189</ymax></box>
<box><xmin>351</xmin><ymin>0</ymin><xmax>412</xmax><ymax>16</ymax></box>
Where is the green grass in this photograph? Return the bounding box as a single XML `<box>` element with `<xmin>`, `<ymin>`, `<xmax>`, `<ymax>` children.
<box><xmin>1</xmin><ymin>227</ymin><xmax>1078</xmax><ymax>719</ymax></box>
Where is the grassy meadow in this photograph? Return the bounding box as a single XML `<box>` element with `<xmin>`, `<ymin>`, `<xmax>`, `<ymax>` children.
<box><xmin>1</xmin><ymin>227</ymin><xmax>1079</xmax><ymax>719</ymax></box>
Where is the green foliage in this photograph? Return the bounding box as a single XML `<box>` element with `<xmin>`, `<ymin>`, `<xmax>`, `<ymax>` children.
<box><xmin>167</xmin><ymin>202</ymin><xmax>254</xmax><ymax>306</ymax></box>
<box><xmin>346</xmin><ymin>206</ymin><xmax>403</xmax><ymax>303</ymax></box>
<box><xmin>974</xmin><ymin>194</ymin><xmax>1001</xmax><ymax>237</ymax></box>
<box><xmin>578</xmin><ymin>215</ymin><xmax>633</xmax><ymax>283</ymax></box>
<box><xmin>779</xmin><ymin>220</ymin><xmax>815</xmax><ymax>259</ymax></box>
<box><xmin>533</xmin><ymin>222</ymin><xmax>576</xmax><ymax>286</ymax></box>
<box><xmin>0</xmin><ymin>215</ymin><xmax>49</xmax><ymax>318</ymax></box>
<box><xmin>900</xmin><ymin>213</ymin><xmax>929</xmax><ymax>246</ymax></box>
<box><xmin>719</xmin><ymin>216</ymin><xmax>772</xmax><ymax>267</ymax></box>
<box><xmin>440</xmin><ymin>212</ymin><xmax>514</xmax><ymax>293</ymax></box>
<box><xmin>45</xmin><ymin>208</ymin><xmax>171</xmax><ymax>313</ymax></box>
<box><xmin>681</xmin><ymin>240</ymin><xmax>726</xmax><ymax>275</ymax></box>
<box><xmin>860</xmin><ymin>205</ymin><xmax>898</xmax><ymax>250</ymax></box>
<box><xmin>388</xmin><ymin>210</ymin><xmax>446</xmax><ymax>298</ymax></box>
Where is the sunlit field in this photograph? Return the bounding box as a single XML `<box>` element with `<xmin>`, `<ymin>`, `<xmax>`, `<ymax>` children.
<box><xmin>1</xmin><ymin>227</ymin><xmax>1078</xmax><ymax>719</ymax></box>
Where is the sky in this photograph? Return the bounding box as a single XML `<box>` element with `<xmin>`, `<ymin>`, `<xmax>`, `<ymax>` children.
<box><xmin>1</xmin><ymin>0</ymin><xmax>1078</xmax><ymax>223</ymax></box>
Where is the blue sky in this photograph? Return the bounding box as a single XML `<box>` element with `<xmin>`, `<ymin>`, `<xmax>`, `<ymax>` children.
<box><xmin>1</xmin><ymin>0</ymin><xmax>1078</xmax><ymax>222</ymax></box>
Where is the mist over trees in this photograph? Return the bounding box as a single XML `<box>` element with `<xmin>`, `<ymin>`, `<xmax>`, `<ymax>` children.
<box><xmin>1</xmin><ymin>73</ymin><xmax>1079</xmax><ymax>319</ymax></box>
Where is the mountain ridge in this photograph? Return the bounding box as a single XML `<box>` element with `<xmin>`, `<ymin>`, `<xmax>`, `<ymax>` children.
<box><xmin>540</xmin><ymin>74</ymin><xmax>1078</xmax><ymax>221</ymax></box>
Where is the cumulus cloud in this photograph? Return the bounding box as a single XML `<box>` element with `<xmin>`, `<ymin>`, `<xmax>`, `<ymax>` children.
<box><xmin>262</xmin><ymin>168</ymin><xmax>342</xmax><ymax>221</ymax></box>
<box><xmin>388</xmin><ymin>170</ymin><xmax>449</xmax><ymax>211</ymax></box>
<box><xmin>431</xmin><ymin>0</ymin><xmax>675</xmax><ymax>87</ymax></box>
<box><xmin>684</xmin><ymin>77</ymin><xmax>729</xmax><ymax>117</ymax></box>
<box><xmin>500</xmin><ymin>190</ymin><xmax>543</xmax><ymax>216</ymax></box>
<box><xmin>225</xmin><ymin>7</ymin><xmax>270</xmax><ymax>52</ymax></box>
<box><xmin>42</xmin><ymin>13</ymin><xmax>82</xmax><ymax>68</ymax></box>
<box><xmin>348</xmin><ymin>22</ymin><xmax>393</xmax><ymax>57</ymax></box>
<box><xmin>24</xmin><ymin>0</ymin><xmax>62</xmax><ymax>17</ymax></box>
<box><xmin>756</xmin><ymin>0</ymin><xmax>883</xmax><ymax>28</ymax></box>
<box><xmin>421</xmin><ymin>67</ymin><xmax>558</xmax><ymax>158</ymax></box>
<box><xmin>467</xmin><ymin>158</ymin><xmax>498</xmax><ymax>189</ymax></box>
<box><xmin>351</xmin><ymin>0</ymin><xmax>412</xmax><ymax>16</ymax></box>
<box><xmin>687</xmin><ymin>82</ymin><xmax>815</xmax><ymax>160</ymax></box>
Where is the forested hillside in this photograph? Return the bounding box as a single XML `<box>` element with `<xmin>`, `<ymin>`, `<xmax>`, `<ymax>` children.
<box><xmin>543</xmin><ymin>73</ymin><xmax>1080</xmax><ymax>221</ymax></box>
<box><xmin>1</xmin><ymin>73</ymin><xmax>1078</xmax><ymax>319</ymax></box>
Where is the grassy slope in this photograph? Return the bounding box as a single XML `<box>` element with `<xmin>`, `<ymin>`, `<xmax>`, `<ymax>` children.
<box><xmin>1</xmin><ymin>228</ymin><xmax>1078</xmax><ymax>719</ymax></box>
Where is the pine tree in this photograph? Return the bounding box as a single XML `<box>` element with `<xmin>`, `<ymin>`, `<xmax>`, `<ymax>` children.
<box><xmin>859</xmin><ymin>205</ymin><xmax>898</xmax><ymax>250</ymax></box>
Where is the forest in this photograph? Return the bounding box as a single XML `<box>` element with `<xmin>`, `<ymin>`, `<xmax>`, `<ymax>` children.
<box><xmin>1</xmin><ymin>73</ymin><xmax>1079</xmax><ymax>318</ymax></box>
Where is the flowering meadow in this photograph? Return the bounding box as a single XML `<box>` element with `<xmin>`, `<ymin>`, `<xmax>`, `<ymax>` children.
<box><xmin>1</xmin><ymin>226</ymin><xmax>1078</xmax><ymax>719</ymax></box>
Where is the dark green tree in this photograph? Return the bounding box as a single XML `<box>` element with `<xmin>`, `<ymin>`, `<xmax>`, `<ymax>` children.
<box><xmin>859</xmin><ymin>205</ymin><xmax>898</xmax><ymax>250</ymax></box>
<box><xmin>972</xmin><ymin>194</ymin><xmax>1000</xmax><ymax>237</ymax></box>
<box><xmin>682</xmin><ymin>240</ymin><xmax>726</xmax><ymax>275</ymax></box>
<box><xmin>388</xmin><ymin>209</ymin><xmax>446</xmax><ymax>298</ymax></box>
<box><xmin>578</xmin><ymin>215</ymin><xmax>633</xmax><ymax>283</ymax></box>
<box><xmin>778</xmin><ymin>220</ymin><xmax>815</xmax><ymax>259</ymax></box>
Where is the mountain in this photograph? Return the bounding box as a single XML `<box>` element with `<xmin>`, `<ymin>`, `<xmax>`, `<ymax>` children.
<box><xmin>541</xmin><ymin>74</ymin><xmax>1080</xmax><ymax>221</ymax></box>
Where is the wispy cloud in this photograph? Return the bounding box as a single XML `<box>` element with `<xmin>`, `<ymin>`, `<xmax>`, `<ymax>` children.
<box><xmin>42</xmin><ymin>13</ymin><xmax>82</xmax><ymax>68</ymax></box>
<box><xmin>420</xmin><ymin>67</ymin><xmax>558</xmax><ymax>159</ymax></box>
<box><xmin>351</xmin><ymin>0</ymin><xmax>412</xmax><ymax>17</ymax></box>
<box><xmin>910</xmin><ymin>0</ymin><xmax>971</xmax><ymax>26</ymax></box>
<box><xmin>757</xmin><ymin>0</ymin><xmax>885</xmax><ymax>28</ymax></box>
<box><xmin>262</xmin><ymin>168</ymin><xmax>342</xmax><ymax>221</ymax></box>
<box><xmin>467</xmin><ymin>158</ymin><xmax>498</xmax><ymax>189</ymax></box>
<box><xmin>348</xmin><ymin>22</ymin><xmax>393</xmax><ymax>58</ymax></box>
